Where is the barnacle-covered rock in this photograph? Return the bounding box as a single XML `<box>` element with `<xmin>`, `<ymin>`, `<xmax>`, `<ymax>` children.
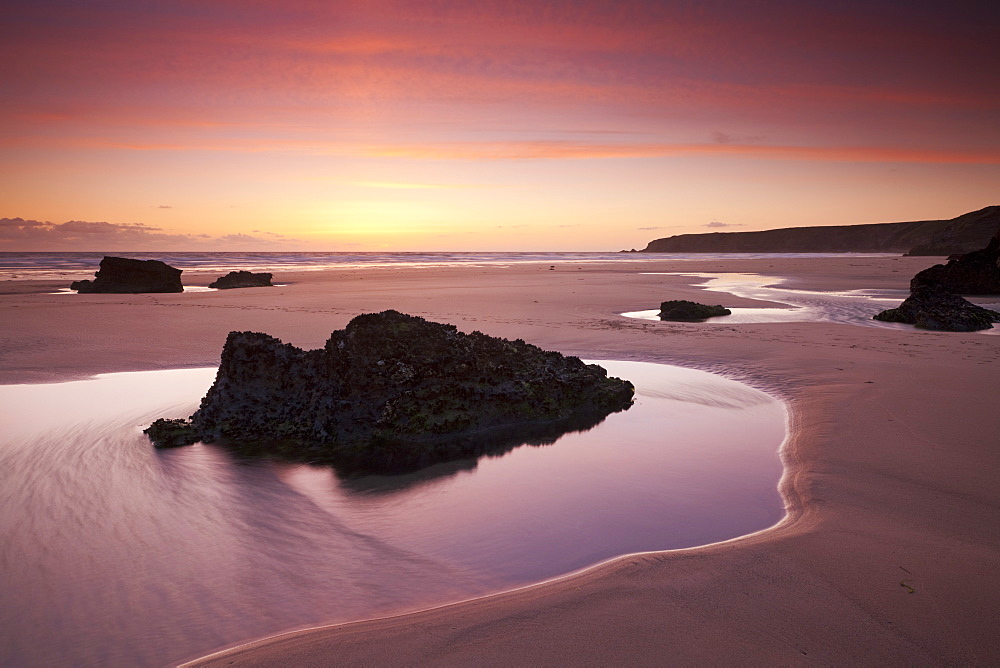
<box><xmin>873</xmin><ymin>284</ymin><xmax>1000</xmax><ymax>332</ymax></box>
<box><xmin>144</xmin><ymin>418</ymin><xmax>199</xmax><ymax>448</ymax></box>
<box><xmin>658</xmin><ymin>300</ymin><xmax>732</xmax><ymax>321</ymax></box>
<box><xmin>146</xmin><ymin>311</ymin><xmax>634</xmax><ymax>474</ymax></box>
<box><xmin>208</xmin><ymin>271</ymin><xmax>273</xmax><ymax>289</ymax></box>
<box><xmin>909</xmin><ymin>226</ymin><xmax>1000</xmax><ymax>295</ymax></box>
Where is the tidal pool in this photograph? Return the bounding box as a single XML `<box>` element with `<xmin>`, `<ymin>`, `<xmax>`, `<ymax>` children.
<box><xmin>624</xmin><ymin>272</ymin><xmax>1000</xmax><ymax>333</ymax></box>
<box><xmin>0</xmin><ymin>361</ymin><xmax>786</xmax><ymax>666</ymax></box>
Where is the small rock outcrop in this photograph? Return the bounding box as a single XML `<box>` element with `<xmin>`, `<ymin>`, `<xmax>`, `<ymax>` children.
<box><xmin>145</xmin><ymin>310</ymin><xmax>635</xmax><ymax>474</ymax></box>
<box><xmin>209</xmin><ymin>271</ymin><xmax>273</xmax><ymax>289</ymax></box>
<box><xmin>873</xmin><ymin>284</ymin><xmax>1000</xmax><ymax>332</ymax></box>
<box><xmin>658</xmin><ymin>300</ymin><xmax>732</xmax><ymax>321</ymax></box>
<box><xmin>71</xmin><ymin>256</ymin><xmax>183</xmax><ymax>293</ymax></box>
<box><xmin>909</xmin><ymin>227</ymin><xmax>1000</xmax><ymax>295</ymax></box>
<box><xmin>143</xmin><ymin>418</ymin><xmax>200</xmax><ymax>447</ymax></box>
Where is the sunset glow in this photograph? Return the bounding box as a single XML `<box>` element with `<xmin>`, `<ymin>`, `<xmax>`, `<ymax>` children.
<box><xmin>2</xmin><ymin>1</ymin><xmax>998</xmax><ymax>250</ymax></box>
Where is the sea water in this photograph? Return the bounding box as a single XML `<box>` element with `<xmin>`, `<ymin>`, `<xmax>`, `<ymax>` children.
<box><xmin>0</xmin><ymin>250</ymin><xmax>895</xmax><ymax>281</ymax></box>
<box><xmin>0</xmin><ymin>361</ymin><xmax>785</xmax><ymax>666</ymax></box>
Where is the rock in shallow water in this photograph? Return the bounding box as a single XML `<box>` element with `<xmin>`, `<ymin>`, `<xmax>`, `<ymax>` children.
<box><xmin>145</xmin><ymin>310</ymin><xmax>635</xmax><ymax>474</ymax></box>
<box><xmin>208</xmin><ymin>270</ymin><xmax>273</xmax><ymax>289</ymax></box>
<box><xmin>873</xmin><ymin>284</ymin><xmax>1000</xmax><ymax>332</ymax></box>
<box><xmin>658</xmin><ymin>300</ymin><xmax>732</xmax><ymax>321</ymax></box>
<box><xmin>71</xmin><ymin>256</ymin><xmax>183</xmax><ymax>293</ymax></box>
<box><xmin>144</xmin><ymin>418</ymin><xmax>200</xmax><ymax>447</ymax></box>
<box><xmin>909</xmin><ymin>226</ymin><xmax>1000</xmax><ymax>295</ymax></box>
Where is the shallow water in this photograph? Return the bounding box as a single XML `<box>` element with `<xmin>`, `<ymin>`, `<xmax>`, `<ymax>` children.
<box><xmin>51</xmin><ymin>285</ymin><xmax>218</xmax><ymax>294</ymax></box>
<box><xmin>0</xmin><ymin>362</ymin><xmax>785</xmax><ymax>666</ymax></box>
<box><xmin>624</xmin><ymin>272</ymin><xmax>1000</xmax><ymax>333</ymax></box>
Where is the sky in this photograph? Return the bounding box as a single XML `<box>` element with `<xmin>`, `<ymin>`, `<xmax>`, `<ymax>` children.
<box><xmin>2</xmin><ymin>0</ymin><xmax>999</xmax><ymax>251</ymax></box>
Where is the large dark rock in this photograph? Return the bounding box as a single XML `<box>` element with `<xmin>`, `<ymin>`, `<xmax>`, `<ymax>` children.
<box><xmin>658</xmin><ymin>300</ymin><xmax>732</xmax><ymax>321</ymax></box>
<box><xmin>873</xmin><ymin>284</ymin><xmax>1000</xmax><ymax>332</ymax></box>
<box><xmin>145</xmin><ymin>310</ymin><xmax>635</xmax><ymax>474</ymax></box>
<box><xmin>209</xmin><ymin>270</ymin><xmax>273</xmax><ymax>289</ymax></box>
<box><xmin>71</xmin><ymin>256</ymin><xmax>183</xmax><ymax>293</ymax></box>
<box><xmin>909</xmin><ymin>226</ymin><xmax>1000</xmax><ymax>294</ymax></box>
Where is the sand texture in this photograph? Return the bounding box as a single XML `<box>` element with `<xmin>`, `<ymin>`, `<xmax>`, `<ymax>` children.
<box><xmin>3</xmin><ymin>255</ymin><xmax>999</xmax><ymax>665</ymax></box>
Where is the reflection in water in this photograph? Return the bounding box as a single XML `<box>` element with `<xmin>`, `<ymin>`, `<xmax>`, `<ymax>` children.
<box><xmin>623</xmin><ymin>272</ymin><xmax>1000</xmax><ymax>333</ymax></box>
<box><xmin>224</xmin><ymin>397</ymin><xmax>623</xmax><ymax>480</ymax></box>
<box><xmin>52</xmin><ymin>285</ymin><xmax>218</xmax><ymax>294</ymax></box>
<box><xmin>336</xmin><ymin>457</ymin><xmax>481</xmax><ymax>495</ymax></box>
<box><xmin>0</xmin><ymin>362</ymin><xmax>785</xmax><ymax>666</ymax></box>
<box><xmin>52</xmin><ymin>284</ymin><xmax>289</xmax><ymax>294</ymax></box>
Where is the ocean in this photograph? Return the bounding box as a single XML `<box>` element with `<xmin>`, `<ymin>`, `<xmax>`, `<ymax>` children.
<box><xmin>0</xmin><ymin>250</ymin><xmax>895</xmax><ymax>281</ymax></box>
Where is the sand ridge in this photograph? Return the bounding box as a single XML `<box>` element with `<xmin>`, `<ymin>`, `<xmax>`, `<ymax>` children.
<box><xmin>2</xmin><ymin>255</ymin><xmax>998</xmax><ymax>665</ymax></box>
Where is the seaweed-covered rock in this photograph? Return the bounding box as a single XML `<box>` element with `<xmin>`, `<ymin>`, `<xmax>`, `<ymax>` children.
<box><xmin>873</xmin><ymin>284</ymin><xmax>1000</xmax><ymax>332</ymax></box>
<box><xmin>909</xmin><ymin>226</ymin><xmax>1000</xmax><ymax>295</ymax></box>
<box><xmin>658</xmin><ymin>300</ymin><xmax>732</xmax><ymax>321</ymax></box>
<box><xmin>209</xmin><ymin>271</ymin><xmax>273</xmax><ymax>289</ymax></box>
<box><xmin>144</xmin><ymin>419</ymin><xmax>199</xmax><ymax>447</ymax></box>
<box><xmin>71</xmin><ymin>256</ymin><xmax>183</xmax><ymax>293</ymax></box>
<box><xmin>147</xmin><ymin>311</ymin><xmax>635</xmax><ymax>474</ymax></box>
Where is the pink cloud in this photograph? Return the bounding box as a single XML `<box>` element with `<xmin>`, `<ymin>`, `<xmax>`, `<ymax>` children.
<box><xmin>4</xmin><ymin>2</ymin><xmax>997</xmax><ymax>123</ymax></box>
<box><xmin>0</xmin><ymin>218</ymin><xmax>302</xmax><ymax>251</ymax></box>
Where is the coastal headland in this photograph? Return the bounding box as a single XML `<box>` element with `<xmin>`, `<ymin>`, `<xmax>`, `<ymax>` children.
<box><xmin>2</xmin><ymin>254</ymin><xmax>999</xmax><ymax>665</ymax></box>
<box><xmin>640</xmin><ymin>205</ymin><xmax>1000</xmax><ymax>254</ymax></box>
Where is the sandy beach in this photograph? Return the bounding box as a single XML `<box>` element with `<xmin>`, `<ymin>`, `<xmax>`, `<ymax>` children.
<box><xmin>3</xmin><ymin>254</ymin><xmax>999</xmax><ymax>665</ymax></box>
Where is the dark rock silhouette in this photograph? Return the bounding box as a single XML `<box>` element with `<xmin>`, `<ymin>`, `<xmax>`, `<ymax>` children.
<box><xmin>873</xmin><ymin>284</ymin><xmax>1000</xmax><ymax>332</ymax></box>
<box><xmin>71</xmin><ymin>256</ymin><xmax>183</xmax><ymax>293</ymax></box>
<box><xmin>145</xmin><ymin>310</ymin><xmax>635</xmax><ymax>474</ymax></box>
<box><xmin>659</xmin><ymin>300</ymin><xmax>732</xmax><ymax>321</ymax></box>
<box><xmin>209</xmin><ymin>270</ymin><xmax>273</xmax><ymax>289</ymax></box>
<box><xmin>640</xmin><ymin>206</ymin><xmax>999</xmax><ymax>255</ymax></box>
<box><xmin>909</xmin><ymin>226</ymin><xmax>1000</xmax><ymax>295</ymax></box>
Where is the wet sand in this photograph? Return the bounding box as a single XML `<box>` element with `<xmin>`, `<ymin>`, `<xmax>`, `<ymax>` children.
<box><xmin>3</xmin><ymin>254</ymin><xmax>999</xmax><ymax>665</ymax></box>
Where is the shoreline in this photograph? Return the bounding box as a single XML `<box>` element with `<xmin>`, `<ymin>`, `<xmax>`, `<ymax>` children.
<box><xmin>3</xmin><ymin>255</ymin><xmax>999</xmax><ymax>664</ymax></box>
<box><xmin>182</xmin><ymin>386</ymin><xmax>802</xmax><ymax>668</ymax></box>
<box><xmin>179</xmin><ymin>353</ymin><xmax>806</xmax><ymax>668</ymax></box>
<box><xmin>0</xmin><ymin>255</ymin><xmax>941</xmax><ymax>385</ymax></box>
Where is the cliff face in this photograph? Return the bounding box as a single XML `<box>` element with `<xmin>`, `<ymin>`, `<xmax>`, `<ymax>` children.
<box><xmin>640</xmin><ymin>206</ymin><xmax>999</xmax><ymax>255</ymax></box>
<box><xmin>904</xmin><ymin>207</ymin><xmax>1000</xmax><ymax>256</ymax></box>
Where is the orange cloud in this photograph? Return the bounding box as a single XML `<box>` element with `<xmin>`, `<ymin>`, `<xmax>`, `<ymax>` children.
<box><xmin>9</xmin><ymin>131</ymin><xmax>995</xmax><ymax>167</ymax></box>
<box><xmin>354</xmin><ymin>181</ymin><xmax>484</xmax><ymax>190</ymax></box>
<box><xmin>5</xmin><ymin>2</ymin><xmax>997</xmax><ymax>119</ymax></box>
<box><xmin>357</xmin><ymin>141</ymin><xmax>1000</xmax><ymax>165</ymax></box>
<box><xmin>0</xmin><ymin>217</ymin><xmax>303</xmax><ymax>251</ymax></box>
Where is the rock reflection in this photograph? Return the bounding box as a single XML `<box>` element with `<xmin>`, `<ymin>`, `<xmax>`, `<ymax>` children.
<box><xmin>333</xmin><ymin>410</ymin><xmax>614</xmax><ymax>493</ymax></box>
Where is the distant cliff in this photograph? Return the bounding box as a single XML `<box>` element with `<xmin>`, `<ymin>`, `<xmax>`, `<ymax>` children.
<box><xmin>639</xmin><ymin>206</ymin><xmax>1000</xmax><ymax>255</ymax></box>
